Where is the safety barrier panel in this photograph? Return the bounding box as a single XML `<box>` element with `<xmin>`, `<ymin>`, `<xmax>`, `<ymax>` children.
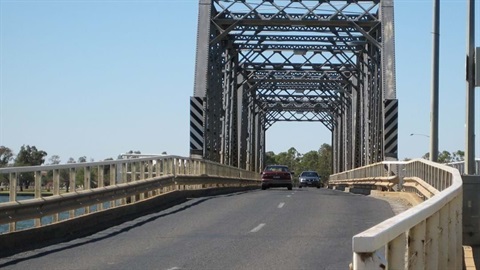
<box><xmin>0</xmin><ymin>156</ymin><xmax>260</xmax><ymax>234</ymax></box>
<box><xmin>329</xmin><ymin>161</ymin><xmax>405</xmax><ymax>191</ymax></box>
<box><xmin>330</xmin><ymin>159</ymin><xmax>462</xmax><ymax>269</ymax></box>
<box><xmin>448</xmin><ymin>159</ymin><xmax>480</xmax><ymax>175</ymax></box>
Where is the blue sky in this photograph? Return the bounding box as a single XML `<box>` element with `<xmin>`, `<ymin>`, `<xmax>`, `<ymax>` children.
<box><xmin>0</xmin><ymin>0</ymin><xmax>479</xmax><ymax>163</ymax></box>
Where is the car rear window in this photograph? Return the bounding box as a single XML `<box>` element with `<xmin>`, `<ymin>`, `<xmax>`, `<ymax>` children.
<box><xmin>265</xmin><ymin>166</ymin><xmax>289</xmax><ymax>172</ymax></box>
<box><xmin>301</xmin><ymin>172</ymin><xmax>318</xmax><ymax>177</ymax></box>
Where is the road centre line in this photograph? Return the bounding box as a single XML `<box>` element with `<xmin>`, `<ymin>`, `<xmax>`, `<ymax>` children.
<box><xmin>250</xmin><ymin>223</ymin><xmax>266</xmax><ymax>233</ymax></box>
<box><xmin>278</xmin><ymin>202</ymin><xmax>285</xmax><ymax>208</ymax></box>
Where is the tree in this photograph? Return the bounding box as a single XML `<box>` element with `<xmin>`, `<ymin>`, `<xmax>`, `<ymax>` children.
<box><xmin>75</xmin><ymin>156</ymin><xmax>87</xmax><ymax>188</ymax></box>
<box><xmin>317</xmin><ymin>144</ymin><xmax>332</xmax><ymax>182</ymax></box>
<box><xmin>49</xmin><ymin>155</ymin><xmax>61</xmax><ymax>165</ymax></box>
<box><xmin>0</xmin><ymin>146</ymin><xmax>13</xmax><ymax>185</ymax></box>
<box><xmin>47</xmin><ymin>155</ymin><xmax>70</xmax><ymax>192</ymax></box>
<box><xmin>263</xmin><ymin>145</ymin><xmax>332</xmax><ymax>182</ymax></box>
<box><xmin>0</xmin><ymin>146</ymin><xmax>13</xmax><ymax>167</ymax></box>
<box><xmin>275</xmin><ymin>147</ymin><xmax>301</xmax><ymax>172</ymax></box>
<box><xmin>438</xmin><ymin>150</ymin><xmax>452</xmax><ymax>163</ymax></box>
<box><xmin>64</xmin><ymin>157</ymin><xmax>76</xmax><ymax>192</ymax></box>
<box><xmin>452</xmin><ymin>150</ymin><xmax>465</xmax><ymax>162</ymax></box>
<box><xmin>14</xmin><ymin>145</ymin><xmax>48</xmax><ymax>191</ymax></box>
<box><xmin>15</xmin><ymin>145</ymin><xmax>47</xmax><ymax>166</ymax></box>
<box><xmin>297</xmin><ymin>150</ymin><xmax>320</xmax><ymax>173</ymax></box>
<box><xmin>422</xmin><ymin>150</ymin><xmax>465</xmax><ymax>163</ymax></box>
<box><xmin>74</xmin><ymin>156</ymin><xmax>99</xmax><ymax>188</ymax></box>
<box><xmin>264</xmin><ymin>151</ymin><xmax>277</xmax><ymax>166</ymax></box>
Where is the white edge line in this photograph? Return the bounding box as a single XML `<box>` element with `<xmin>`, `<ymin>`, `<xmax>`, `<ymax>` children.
<box><xmin>250</xmin><ymin>223</ymin><xmax>266</xmax><ymax>233</ymax></box>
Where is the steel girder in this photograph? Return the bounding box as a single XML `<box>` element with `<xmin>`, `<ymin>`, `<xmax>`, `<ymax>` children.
<box><xmin>190</xmin><ymin>0</ymin><xmax>398</xmax><ymax>173</ymax></box>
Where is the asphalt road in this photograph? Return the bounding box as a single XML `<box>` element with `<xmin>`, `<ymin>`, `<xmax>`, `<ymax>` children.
<box><xmin>0</xmin><ymin>188</ymin><xmax>394</xmax><ymax>270</ymax></box>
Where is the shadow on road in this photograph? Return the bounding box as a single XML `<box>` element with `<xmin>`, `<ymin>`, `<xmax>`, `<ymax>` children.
<box><xmin>472</xmin><ymin>246</ymin><xmax>480</xmax><ymax>268</ymax></box>
<box><xmin>0</xmin><ymin>190</ymin><xmax>254</xmax><ymax>267</ymax></box>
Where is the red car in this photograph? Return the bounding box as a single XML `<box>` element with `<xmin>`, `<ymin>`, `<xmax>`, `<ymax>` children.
<box><xmin>261</xmin><ymin>165</ymin><xmax>293</xmax><ymax>190</ymax></box>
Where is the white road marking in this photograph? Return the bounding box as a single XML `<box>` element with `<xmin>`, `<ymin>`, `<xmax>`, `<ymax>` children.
<box><xmin>250</xmin><ymin>223</ymin><xmax>266</xmax><ymax>233</ymax></box>
<box><xmin>278</xmin><ymin>202</ymin><xmax>285</xmax><ymax>208</ymax></box>
<box><xmin>287</xmin><ymin>195</ymin><xmax>292</xmax><ymax>198</ymax></box>
<box><xmin>167</xmin><ymin>267</ymin><xmax>181</xmax><ymax>270</ymax></box>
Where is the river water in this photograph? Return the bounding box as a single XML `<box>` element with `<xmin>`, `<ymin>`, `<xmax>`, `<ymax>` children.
<box><xmin>0</xmin><ymin>195</ymin><xmax>102</xmax><ymax>234</ymax></box>
<box><xmin>0</xmin><ymin>195</ymin><xmax>35</xmax><ymax>233</ymax></box>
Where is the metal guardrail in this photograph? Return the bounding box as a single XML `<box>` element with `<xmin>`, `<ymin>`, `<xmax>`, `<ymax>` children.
<box><xmin>330</xmin><ymin>159</ymin><xmax>462</xmax><ymax>269</ymax></box>
<box><xmin>0</xmin><ymin>156</ymin><xmax>260</xmax><ymax>234</ymax></box>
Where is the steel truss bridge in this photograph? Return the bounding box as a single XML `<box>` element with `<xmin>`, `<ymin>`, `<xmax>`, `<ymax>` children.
<box><xmin>189</xmin><ymin>0</ymin><xmax>398</xmax><ymax>173</ymax></box>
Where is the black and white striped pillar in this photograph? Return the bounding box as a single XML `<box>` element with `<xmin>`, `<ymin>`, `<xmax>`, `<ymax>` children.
<box><xmin>190</xmin><ymin>97</ymin><xmax>204</xmax><ymax>157</ymax></box>
<box><xmin>384</xmin><ymin>99</ymin><xmax>398</xmax><ymax>159</ymax></box>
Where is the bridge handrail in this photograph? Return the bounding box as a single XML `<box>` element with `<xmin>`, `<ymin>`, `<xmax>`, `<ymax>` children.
<box><xmin>332</xmin><ymin>159</ymin><xmax>462</xmax><ymax>269</ymax></box>
<box><xmin>0</xmin><ymin>155</ymin><xmax>260</xmax><ymax>234</ymax></box>
<box><xmin>329</xmin><ymin>161</ymin><xmax>406</xmax><ymax>181</ymax></box>
<box><xmin>0</xmin><ymin>155</ymin><xmax>259</xmax><ymax>180</ymax></box>
<box><xmin>0</xmin><ymin>155</ymin><xmax>184</xmax><ymax>173</ymax></box>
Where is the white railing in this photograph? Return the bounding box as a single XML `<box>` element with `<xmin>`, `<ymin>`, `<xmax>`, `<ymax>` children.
<box><xmin>0</xmin><ymin>155</ymin><xmax>260</xmax><ymax>234</ymax></box>
<box><xmin>331</xmin><ymin>159</ymin><xmax>462</xmax><ymax>269</ymax></box>
<box><xmin>329</xmin><ymin>161</ymin><xmax>406</xmax><ymax>191</ymax></box>
<box><xmin>448</xmin><ymin>158</ymin><xmax>480</xmax><ymax>175</ymax></box>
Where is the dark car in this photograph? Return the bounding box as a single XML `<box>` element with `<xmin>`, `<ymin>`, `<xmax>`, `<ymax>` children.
<box><xmin>298</xmin><ymin>171</ymin><xmax>321</xmax><ymax>188</ymax></box>
<box><xmin>261</xmin><ymin>165</ymin><xmax>293</xmax><ymax>190</ymax></box>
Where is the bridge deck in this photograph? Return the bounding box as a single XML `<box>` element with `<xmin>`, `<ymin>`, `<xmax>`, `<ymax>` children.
<box><xmin>0</xmin><ymin>188</ymin><xmax>393</xmax><ymax>269</ymax></box>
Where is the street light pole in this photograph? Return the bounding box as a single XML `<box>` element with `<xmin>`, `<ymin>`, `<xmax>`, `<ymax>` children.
<box><xmin>411</xmin><ymin>133</ymin><xmax>430</xmax><ymax>138</ymax></box>
<box><xmin>465</xmin><ymin>0</ymin><xmax>476</xmax><ymax>175</ymax></box>
<box><xmin>430</xmin><ymin>0</ymin><xmax>440</xmax><ymax>162</ymax></box>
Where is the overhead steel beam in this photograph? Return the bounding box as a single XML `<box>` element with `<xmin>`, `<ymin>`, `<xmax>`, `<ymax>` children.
<box><xmin>191</xmin><ymin>0</ymin><xmax>398</xmax><ymax>172</ymax></box>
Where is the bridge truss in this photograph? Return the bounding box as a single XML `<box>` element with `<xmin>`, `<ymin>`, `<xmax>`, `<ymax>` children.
<box><xmin>190</xmin><ymin>0</ymin><xmax>398</xmax><ymax>173</ymax></box>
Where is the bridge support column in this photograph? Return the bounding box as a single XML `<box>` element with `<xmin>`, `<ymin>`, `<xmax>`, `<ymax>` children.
<box><xmin>237</xmin><ymin>78</ymin><xmax>248</xmax><ymax>170</ymax></box>
<box><xmin>380</xmin><ymin>0</ymin><xmax>398</xmax><ymax>161</ymax></box>
<box><xmin>345</xmin><ymin>92</ymin><xmax>353</xmax><ymax>170</ymax></box>
<box><xmin>351</xmin><ymin>77</ymin><xmax>362</xmax><ymax>168</ymax></box>
<box><xmin>332</xmin><ymin>113</ymin><xmax>345</xmax><ymax>174</ymax></box>
<box><xmin>253</xmin><ymin>107</ymin><xmax>261</xmax><ymax>173</ymax></box>
<box><xmin>463</xmin><ymin>175</ymin><xmax>480</xmax><ymax>245</ymax></box>
<box><xmin>190</xmin><ymin>0</ymin><xmax>211</xmax><ymax>159</ymax></box>
<box><xmin>220</xmin><ymin>43</ymin><xmax>239</xmax><ymax>167</ymax></box>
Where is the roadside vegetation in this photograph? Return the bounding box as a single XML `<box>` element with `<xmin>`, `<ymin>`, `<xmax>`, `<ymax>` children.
<box><xmin>264</xmin><ymin>143</ymin><xmax>332</xmax><ymax>182</ymax></box>
<box><xmin>0</xmin><ymin>145</ymin><xmax>134</xmax><ymax>193</ymax></box>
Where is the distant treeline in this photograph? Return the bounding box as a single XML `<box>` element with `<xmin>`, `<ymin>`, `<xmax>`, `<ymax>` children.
<box><xmin>265</xmin><ymin>143</ymin><xmax>332</xmax><ymax>180</ymax></box>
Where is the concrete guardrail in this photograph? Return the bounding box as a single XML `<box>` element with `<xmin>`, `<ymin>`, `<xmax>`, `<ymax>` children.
<box><xmin>330</xmin><ymin>159</ymin><xmax>462</xmax><ymax>269</ymax></box>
